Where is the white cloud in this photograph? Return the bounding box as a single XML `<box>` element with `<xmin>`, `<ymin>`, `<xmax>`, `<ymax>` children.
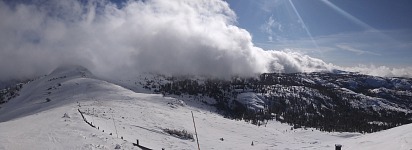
<box><xmin>338</xmin><ymin>65</ymin><xmax>412</xmax><ymax>78</ymax></box>
<box><xmin>336</xmin><ymin>44</ymin><xmax>381</xmax><ymax>56</ymax></box>
<box><xmin>260</xmin><ymin>15</ymin><xmax>282</xmax><ymax>42</ymax></box>
<box><xmin>0</xmin><ymin>0</ymin><xmax>300</xmax><ymax>80</ymax></box>
<box><xmin>264</xmin><ymin>50</ymin><xmax>334</xmax><ymax>73</ymax></box>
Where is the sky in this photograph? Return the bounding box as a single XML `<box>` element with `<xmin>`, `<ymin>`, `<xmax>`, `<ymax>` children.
<box><xmin>0</xmin><ymin>0</ymin><xmax>411</xmax><ymax>81</ymax></box>
<box><xmin>226</xmin><ymin>0</ymin><xmax>412</xmax><ymax>67</ymax></box>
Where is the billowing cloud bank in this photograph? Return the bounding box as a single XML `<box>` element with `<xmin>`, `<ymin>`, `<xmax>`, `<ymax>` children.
<box><xmin>0</xmin><ymin>0</ymin><xmax>410</xmax><ymax>81</ymax></box>
<box><xmin>339</xmin><ymin>65</ymin><xmax>412</xmax><ymax>78</ymax></box>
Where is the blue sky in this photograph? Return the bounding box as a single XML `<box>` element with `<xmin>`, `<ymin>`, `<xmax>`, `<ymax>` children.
<box><xmin>225</xmin><ymin>0</ymin><xmax>412</xmax><ymax>67</ymax></box>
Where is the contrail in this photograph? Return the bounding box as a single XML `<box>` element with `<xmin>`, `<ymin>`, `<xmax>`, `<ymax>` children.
<box><xmin>288</xmin><ymin>0</ymin><xmax>320</xmax><ymax>52</ymax></box>
<box><xmin>319</xmin><ymin>0</ymin><xmax>399</xmax><ymax>47</ymax></box>
<box><xmin>319</xmin><ymin>0</ymin><xmax>375</xmax><ymax>31</ymax></box>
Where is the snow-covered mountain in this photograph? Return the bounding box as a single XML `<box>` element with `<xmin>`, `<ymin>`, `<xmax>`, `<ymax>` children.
<box><xmin>0</xmin><ymin>66</ymin><xmax>411</xmax><ymax>150</ymax></box>
<box><xmin>114</xmin><ymin>71</ymin><xmax>412</xmax><ymax>133</ymax></box>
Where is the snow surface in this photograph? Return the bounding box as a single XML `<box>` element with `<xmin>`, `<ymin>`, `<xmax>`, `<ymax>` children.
<box><xmin>0</xmin><ymin>66</ymin><xmax>411</xmax><ymax>150</ymax></box>
<box><xmin>234</xmin><ymin>92</ymin><xmax>267</xmax><ymax>112</ymax></box>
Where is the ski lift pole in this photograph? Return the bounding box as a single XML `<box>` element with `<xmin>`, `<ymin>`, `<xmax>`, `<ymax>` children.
<box><xmin>191</xmin><ymin>111</ymin><xmax>200</xmax><ymax>150</ymax></box>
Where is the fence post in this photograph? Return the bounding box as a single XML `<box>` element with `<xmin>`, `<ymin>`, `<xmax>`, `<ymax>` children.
<box><xmin>192</xmin><ymin>111</ymin><xmax>200</xmax><ymax>150</ymax></box>
<box><xmin>112</xmin><ymin>114</ymin><xmax>118</xmax><ymax>138</ymax></box>
<box><xmin>335</xmin><ymin>144</ymin><xmax>342</xmax><ymax>150</ymax></box>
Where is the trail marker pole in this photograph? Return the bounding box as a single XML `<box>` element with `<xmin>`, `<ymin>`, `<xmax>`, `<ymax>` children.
<box><xmin>191</xmin><ymin>111</ymin><xmax>200</xmax><ymax>150</ymax></box>
<box><xmin>92</xmin><ymin>108</ymin><xmax>95</xmax><ymax>125</ymax></box>
<box><xmin>112</xmin><ymin>114</ymin><xmax>119</xmax><ymax>138</ymax></box>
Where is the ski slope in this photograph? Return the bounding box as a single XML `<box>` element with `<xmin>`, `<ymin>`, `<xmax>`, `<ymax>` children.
<box><xmin>0</xmin><ymin>66</ymin><xmax>411</xmax><ymax>150</ymax></box>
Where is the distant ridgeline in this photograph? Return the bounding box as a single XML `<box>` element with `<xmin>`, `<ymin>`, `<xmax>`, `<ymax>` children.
<box><xmin>138</xmin><ymin>72</ymin><xmax>412</xmax><ymax>133</ymax></box>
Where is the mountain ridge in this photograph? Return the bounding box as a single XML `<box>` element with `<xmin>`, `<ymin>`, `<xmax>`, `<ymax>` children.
<box><xmin>125</xmin><ymin>71</ymin><xmax>412</xmax><ymax>132</ymax></box>
<box><xmin>2</xmin><ymin>66</ymin><xmax>411</xmax><ymax>132</ymax></box>
<box><xmin>0</xmin><ymin>65</ymin><xmax>411</xmax><ymax>149</ymax></box>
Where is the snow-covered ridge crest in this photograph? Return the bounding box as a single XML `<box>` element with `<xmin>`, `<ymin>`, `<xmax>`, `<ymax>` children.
<box><xmin>48</xmin><ymin>65</ymin><xmax>94</xmax><ymax>80</ymax></box>
<box><xmin>0</xmin><ymin>65</ymin><xmax>102</xmax><ymax>122</ymax></box>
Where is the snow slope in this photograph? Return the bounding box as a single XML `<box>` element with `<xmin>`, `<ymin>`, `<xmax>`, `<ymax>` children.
<box><xmin>234</xmin><ymin>92</ymin><xmax>267</xmax><ymax>112</ymax></box>
<box><xmin>336</xmin><ymin>123</ymin><xmax>412</xmax><ymax>150</ymax></box>
<box><xmin>0</xmin><ymin>66</ymin><xmax>411</xmax><ymax>150</ymax></box>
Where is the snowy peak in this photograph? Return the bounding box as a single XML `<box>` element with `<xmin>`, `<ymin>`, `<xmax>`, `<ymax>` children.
<box><xmin>0</xmin><ymin>65</ymin><xmax>100</xmax><ymax>122</ymax></box>
<box><xmin>47</xmin><ymin>65</ymin><xmax>93</xmax><ymax>81</ymax></box>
